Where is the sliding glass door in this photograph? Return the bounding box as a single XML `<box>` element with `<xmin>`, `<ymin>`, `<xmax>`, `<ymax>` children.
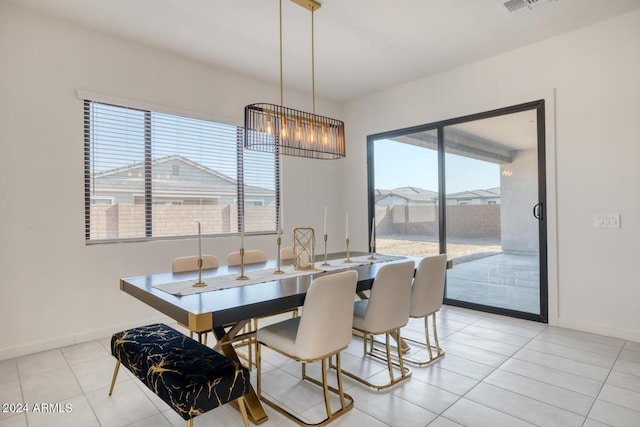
<box><xmin>370</xmin><ymin>129</ymin><xmax>441</xmax><ymax>258</ymax></box>
<box><xmin>367</xmin><ymin>101</ymin><xmax>547</xmax><ymax>322</ymax></box>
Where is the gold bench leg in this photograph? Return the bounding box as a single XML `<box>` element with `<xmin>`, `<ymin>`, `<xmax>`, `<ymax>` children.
<box><xmin>108</xmin><ymin>360</ymin><xmax>120</xmax><ymax>396</ymax></box>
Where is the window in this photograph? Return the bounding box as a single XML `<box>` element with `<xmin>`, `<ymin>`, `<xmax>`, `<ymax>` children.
<box><xmin>84</xmin><ymin>100</ymin><xmax>278</xmax><ymax>243</ymax></box>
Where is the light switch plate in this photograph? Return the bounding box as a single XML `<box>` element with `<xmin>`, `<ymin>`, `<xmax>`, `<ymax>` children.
<box><xmin>594</xmin><ymin>214</ymin><xmax>621</xmax><ymax>228</ymax></box>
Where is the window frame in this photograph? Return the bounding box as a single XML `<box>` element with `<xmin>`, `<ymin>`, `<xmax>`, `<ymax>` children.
<box><xmin>83</xmin><ymin>96</ymin><xmax>279</xmax><ymax>244</ymax></box>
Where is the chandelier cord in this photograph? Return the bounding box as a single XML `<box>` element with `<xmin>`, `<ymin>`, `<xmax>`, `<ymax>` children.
<box><xmin>279</xmin><ymin>0</ymin><xmax>284</xmax><ymax>107</ymax></box>
<box><xmin>311</xmin><ymin>8</ymin><xmax>315</xmax><ymax>115</ymax></box>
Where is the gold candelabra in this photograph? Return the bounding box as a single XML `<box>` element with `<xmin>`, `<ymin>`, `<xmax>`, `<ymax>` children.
<box><xmin>344</xmin><ymin>238</ymin><xmax>352</xmax><ymax>263</ymax></box>
<box><xmin>274</xmin><ymin>234</ymin><xmax>284</xmax><ymax>274</ymax></box>
<box><xmin>322</xmin><ymin>233</ymin><xmax>330</xmax><ymax>266</ymax></box>
<box><xmin>368</xmin><ymin>238</ymin><xmax>377</xmax><ymax>260</ymax></box>
<box><xmin>236</xmin><ymin>247</ymin><xmax>249</xmax><ymax>280</ymax></box>
<box><xmin>193</xmin><ymin>257</ymin><xmax>207</xmax><ymax>287</ymax></box>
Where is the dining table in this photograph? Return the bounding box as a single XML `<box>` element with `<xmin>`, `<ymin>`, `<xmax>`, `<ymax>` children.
<box><xmin>120</xmin><ymin>251</ymin><xmax>418</xmax><ymax>424</ymax></box>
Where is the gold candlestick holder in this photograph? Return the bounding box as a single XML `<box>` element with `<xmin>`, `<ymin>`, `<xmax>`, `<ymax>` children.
<box><xmin>193</xmin><ymin>257</ymin><xmax>207</xmax><ymax>287</ymax></box>
<box><xmin>368</xmin><ymin>240</ymin><xmax>377</xmax><ymax>260</ymax></box>
<box><xmin>274</xmin><ymin>235</ymin><xmax>284</xmax><ymax>274</ymax></box>
<box><xmin>322</xmin><ymin>233</ymin><xmax>330</xmax><ymax>266</ymax></box>
<box><xmin>236</xmin><ymin>247</ymin><xmax>249</xmax><ymax>280</ymax></box>
<box><xmin>344</xmin><ymin>238</ymin><xmax>352</xmax><ymax>263</ymax></box>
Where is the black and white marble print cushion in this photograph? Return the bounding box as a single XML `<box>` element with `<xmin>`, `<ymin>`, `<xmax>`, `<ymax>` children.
<box><xmin>111</xmin><ymin>323</ymin><xmax>250</xmax><ymax>420</ymax></box>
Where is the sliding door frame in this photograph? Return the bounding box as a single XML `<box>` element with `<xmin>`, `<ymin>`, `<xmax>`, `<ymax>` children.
<box><xmin>367</xmin><ymin>99</ymin><xmax>548</xmax><ymax>323</ymax></box>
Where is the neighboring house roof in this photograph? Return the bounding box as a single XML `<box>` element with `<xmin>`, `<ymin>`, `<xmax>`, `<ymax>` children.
<box><xmin>375</xmin><ymin>186</ymin><xmax>500</xmax><ymax>202</ymax></box>
<box><xmin>446</xmin><ymin>187</ymin><xmax>501</xmax><ymax>200</ymax></box>
<box><xmin>93</xmin><ymin>155</ymin><xmax>274</xmax><ymax>198</ymax></box>
<box><xmin>375</xmin><ymin>187</ymin><xmax>439</xmax><ymax>203</ymax></box>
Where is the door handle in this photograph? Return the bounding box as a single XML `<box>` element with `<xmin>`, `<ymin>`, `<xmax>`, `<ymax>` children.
<box><xmin>533</xmin><ymin>202</ymin><xmax>544</xmax><ymax>220</ymax></box>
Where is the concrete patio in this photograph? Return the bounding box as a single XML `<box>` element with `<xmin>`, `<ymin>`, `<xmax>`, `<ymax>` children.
<box><xmin>446</xmin><ymin>251</ymin><xmax>541</xmax><ymax>314</ymax></box>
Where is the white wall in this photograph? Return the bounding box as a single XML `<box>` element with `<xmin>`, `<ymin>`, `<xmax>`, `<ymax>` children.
<box><xmin>343</xmin><ymin>10</ymin><xmax>640</xmax><ymax>341</ymax></box>
<box><xmin>0</xmin><ymin>4</ymin><xmax>347</xmax><ymax>360</ymax></box>
<box><xmin>2</xmin><ymin>3</ymin><xmax>639</xmax><ymax>360</ymax></box>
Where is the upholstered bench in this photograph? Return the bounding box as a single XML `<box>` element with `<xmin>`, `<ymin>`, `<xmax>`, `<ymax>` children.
<box><xmin>109</xmin><ymin>323</ymin><xmax>250</xmax><ymax>427</ymax></box>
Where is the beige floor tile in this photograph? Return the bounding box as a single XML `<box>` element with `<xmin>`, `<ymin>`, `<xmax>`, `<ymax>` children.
<box><xmin>7</xmin><ymin>306</ymin><xmax>640</xmax><ymax>427</ymax></box>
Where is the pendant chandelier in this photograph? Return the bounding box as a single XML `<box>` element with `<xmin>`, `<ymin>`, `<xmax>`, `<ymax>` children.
<box><xmin>244</xmin><ymin>0</ymin><xmax>346</xmax><ymax>160</ymax></box>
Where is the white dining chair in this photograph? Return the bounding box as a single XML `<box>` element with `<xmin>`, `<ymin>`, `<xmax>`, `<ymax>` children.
<box><xmin>403</xmin><ymin>254</ymin><xmax>447</xmax><ymax>365</ymax></box>
<box><xmin>342</xmin><ymin>260</ymin><xmax>415</xmax><ymax>390</ymax></box>
<box><xmin>256</xmin><ymin>270</ymin><xmax>358</xmax><ymax>426</ymax></box>
<box><xmin>172</xmin><ymin>255</ymin><xmax>220</xmax><ymax>273</ymax></box>
<box><xmin>227</xmin><ymin>249</ymin><xmax>268</xmax><ymax>266</ymax></box>
<box><xmin>172</xmin><ymin>255</ymin><xmax>220</xmax><ymax>344</ymax></box>
<box><xmin>280</xmin><ymin>246</ymin><xmax>294</xmax><ymax>260</ymax></box>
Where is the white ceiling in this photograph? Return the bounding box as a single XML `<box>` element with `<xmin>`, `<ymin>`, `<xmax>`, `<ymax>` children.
<box><xmin>5</xmin><ymin>0</ymin><xmax>640</xmax><ymax>102</ymax></box>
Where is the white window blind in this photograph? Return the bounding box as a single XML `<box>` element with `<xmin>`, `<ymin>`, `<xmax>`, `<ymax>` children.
<box><xmin>84</xmin><ymin>100</ymin><xmax>278</xmax><ymax>243</ymax></box>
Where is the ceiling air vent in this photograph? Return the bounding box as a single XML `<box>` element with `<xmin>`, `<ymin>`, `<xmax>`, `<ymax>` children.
<box><xmin>499</xmin><ymin>0</ymin><xmax>556</xmax><ymax>15</ymax></box>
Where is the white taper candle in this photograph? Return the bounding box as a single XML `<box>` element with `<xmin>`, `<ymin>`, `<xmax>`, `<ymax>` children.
<box><xmin>197</xmin><ymin>221</ymin><xmax>202</xmax><ymax>259</ymax></box>
<box><xmin>345</xmin><ymin>213</ymin><xmax>349</xmax><ymax>239</ymax></box>
<box><xmin>371</xmin><ymin>217</ymin><xmax>375</xmax><ymax>242</ymax></box>
<box><xmin>324</xmin><ymin>205</ymin><xmax>327</xmax><ymax>235</ymax></box>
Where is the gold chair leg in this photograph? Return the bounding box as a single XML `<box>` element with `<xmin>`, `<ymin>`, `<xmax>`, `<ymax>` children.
<box><xmin>334</xmin><ymin>353</ymin><xmax>347</xmax><ymax>410</ymax></box>
<box><xmin>187</xmin><ymin>419</ymin><xmax>193</xmax><ymax>427</ymax></box>
<box><xmin>256</xmin><ymin>341</ymin><xmax>262</xmax><ymax>398</ymax></box>
<box><xmin>248</xmin><ymin>319</ymin><xmax>256</xmax><ymax>371</ymax></box>
<box><xmin>385</xmin><ymin>332</ymin><xmax>395</xmax><ymax>383</ymax></box>
<box><xmin>108</xmin><ymin>360</ymin><xmax>120</xmax><ymax>396</ymax></box>
<box><xmin>401</xmin><ymin>312</ymin><xmax>445</xmax><ymax>366</ymax></box>
<box><xmin>321</xmin><ymin>358</ymin><xmax>332</xmax><ymax>419</ymax></box>
<box><xmin>394</xmin><ymin>329</ymin><xmax>408</xmax><ymax>381</ymax></box>
<box><xmin>425</xmin><ymin>316</ymin><xmax>433</xmax><ymax>360</ymax></box>
<box><xmin>341</xmin><ymin>328</ymin><xmax>411</xmax><ymax>390</ymax></box>
<box><xmin>195</xmin><ymin>331</ymin><xmax>207</xmax><ymax>345</ymax></box>
<box><xmin>432</xmin><ymin>313</ymin><xmax>442</xmax><ymax>354</ymax></box>
<box><xmin>260</xmin><ymin>350</ymin><xmax>354</xmax><ymax>426</ymax></box>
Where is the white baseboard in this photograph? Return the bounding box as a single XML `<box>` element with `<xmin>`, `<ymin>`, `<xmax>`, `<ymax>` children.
<box><xmin>557</xmin><ymin>317</ymin><xmax>640</xmax><ymax>343</ymax></box>
<box><xmin>0</xmin><ymin>315</ymin><xmax>174</xmax><ymax>361</ymax></box>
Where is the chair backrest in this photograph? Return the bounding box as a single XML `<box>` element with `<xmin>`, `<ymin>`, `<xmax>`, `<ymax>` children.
<box><xmin>295</xmin><ymin>270</ymin><xmax>358</xmax><ymax>360</ymax></box>
<box><xmin>172</xmin><ymin>255</ymin><xmax>219</xmax><ymax>273</ymax></box>
<box><xmin>410</xmin><ymin>254</ymin><xmax>447</xmax><ymax>317</ymax></box>
<box><xmin>280</xmin><ymin>246</ymin><xmax>294</xmax><ymax>260</ymax></box>
<box><xmin>361</xmin><ymin>261</ymin><xmax>415</xmax><ymax>333</ymax></box>
<box><xmin>227</xmin><ymin>249</ymin><xmax>268</xmax><ymax>266</ymax></box>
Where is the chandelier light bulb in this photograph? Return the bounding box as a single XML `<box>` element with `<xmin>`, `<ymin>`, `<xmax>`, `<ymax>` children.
<box><xmin>266</xmin><ymin>114</ymin><xmax>273</xmax><ymax>134</ymax></box>
<box><xmin>295</xmin><ymin>118</ymin><xmax>302</xmax><ymax>141</ymax></box>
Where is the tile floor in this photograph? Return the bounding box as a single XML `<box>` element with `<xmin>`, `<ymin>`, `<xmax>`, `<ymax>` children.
<box><xmin>1</xmin><ymin>305</ymin><xmax>640</xmax><ymax>427</ymax></box>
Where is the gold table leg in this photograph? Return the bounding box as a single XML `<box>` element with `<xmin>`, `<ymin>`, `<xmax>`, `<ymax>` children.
<box><xmin>214</xmin><ymin>326</ymin><xmax>269</xmax><ymax>425</ymax></box>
